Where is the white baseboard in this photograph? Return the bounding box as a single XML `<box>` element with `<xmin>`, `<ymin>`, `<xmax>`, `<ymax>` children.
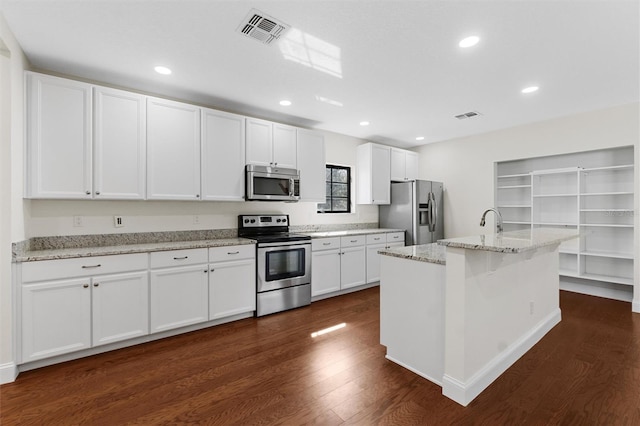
<box><xmin>442</xmin><ymin>308</ymin><xmax>561</xmax><ymax>407</ymax></box>
<box><xmin>385</xmin><ymin>355</ymin><xmax>442</xmax><ymax>387</ymax></box>
<box><xmin>0</xmin><ymin>362</ymin><xmax>18</xmax><ymax>384</ymax></box>
<box><xmin>633</xmin><ymin>300</ymin><xmax>640</xmax><ymax>314</ymax></box>
<box><xmin>311</xmin><ymin>282</ymin><xmax>378</xmax><ymax>302</ymax></box>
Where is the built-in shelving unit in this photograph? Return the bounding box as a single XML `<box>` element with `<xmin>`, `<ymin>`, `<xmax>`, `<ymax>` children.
<box><xmin>495</xmin><ymin>146</ymin><xmax>635</xmax><ymax>303</ymax></box>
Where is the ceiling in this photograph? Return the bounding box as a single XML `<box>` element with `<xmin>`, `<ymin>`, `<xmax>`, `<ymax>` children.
<box><xmin>2</xmin><ymin>1</ymin><xmax>638</xmax><ymax>148</ymax></box>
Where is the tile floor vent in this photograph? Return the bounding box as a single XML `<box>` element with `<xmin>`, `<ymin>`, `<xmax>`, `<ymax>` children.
<box><xmin>237</xmin><ymin>9</ymin><xmax>290</xmax><ymax>45</ymax></box>
<box><xmin>455</xmin><ymin>111</ymin><xmax>482</xmax><ymax>120</ymax></box>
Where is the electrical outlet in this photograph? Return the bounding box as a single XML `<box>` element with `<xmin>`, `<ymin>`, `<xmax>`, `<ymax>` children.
<box><xmin>193</xmin><ymin>215</ymin><xmax>200</xmax><ymax>225</ymax></box>
<box><xmin>114</xmin><ymin>216</ymin><xmax>124</xmax><ymax>228</ymax></box>
<box><xmin>529</xmin><ymin>301</ymin><xmax>535</xmax><ymax>315</ymax></box>
<box><xmin>73</xmin><ymin>216</ymin><xmax>84</xmax><ymax>227</ymax></box>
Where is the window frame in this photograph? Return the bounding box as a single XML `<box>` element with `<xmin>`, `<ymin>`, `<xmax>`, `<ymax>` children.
<box><xmin>317</xmin><ymin>164</ymin><xmax>352</xmax><ymax>214</ymax></box>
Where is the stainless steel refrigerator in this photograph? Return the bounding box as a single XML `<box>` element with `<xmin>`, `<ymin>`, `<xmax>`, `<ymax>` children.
<box><xmin>379</xmin><ymin>180</ymin><xmax>444</xmax><ymax>245</ymax></box>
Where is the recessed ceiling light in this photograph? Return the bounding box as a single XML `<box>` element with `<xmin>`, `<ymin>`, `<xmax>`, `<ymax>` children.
<box><xmin>279</xmin><ymin>100</ymin><xmax>292</xmax><ymax>106</ymax></box>
<box><xmin>359</xmin><ymin>121</ymin><xmax>370</xmax><ymax>126</ymax></box>
<box><xmin>459</xmin><ymin>36</ymin><xmax>480</xmax><ymax>48</ymax></box>
<box><xmin>521</xmin><ymin>86</ymin><xmax>539</xmax><ymax>94</ymax></box>
<box><xmin>416</xmin><ymin>136</ymin><xmax>425</xmax><ymax>141</ymax></box>
<box><xmin>154</xmin><ymin>66</ymin><xmax>172</xmax><ymax>75</ymax></box>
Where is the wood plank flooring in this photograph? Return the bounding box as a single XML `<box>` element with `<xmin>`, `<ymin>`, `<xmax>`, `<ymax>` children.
<box><xmin>2</xmin><ymin>288</ymin><xmax>639</xmax><ymax>425</ymax></box>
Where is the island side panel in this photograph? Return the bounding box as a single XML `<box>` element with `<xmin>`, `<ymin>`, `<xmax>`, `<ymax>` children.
<box><xmin>380</xmin><ymin>255</ymin><xmax>446</xmax><ymax>385</ymax></box>
<box><xmin>442</xmin><ymin>244</ymin><xmax>562</xmax><ymax>406</ymax></box>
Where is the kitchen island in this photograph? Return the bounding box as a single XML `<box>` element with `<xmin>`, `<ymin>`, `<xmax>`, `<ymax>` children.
<box><xmin>379</xmin><ymin>228</ymin><xmax>579</xmax><ymax>406</ymax></box>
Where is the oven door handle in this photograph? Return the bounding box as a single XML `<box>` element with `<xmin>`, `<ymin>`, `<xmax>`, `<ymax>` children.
<box><xmin>257</xmin><ymin>241</ymin><xmax>311</xmax><ymax>249</ymax></box>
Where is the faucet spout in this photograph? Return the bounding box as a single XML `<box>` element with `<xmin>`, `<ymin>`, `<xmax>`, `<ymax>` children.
<box><xmin>480</xmin><ymin>208</ymin><xmax>503</xmax><ymax>233</ymax></box>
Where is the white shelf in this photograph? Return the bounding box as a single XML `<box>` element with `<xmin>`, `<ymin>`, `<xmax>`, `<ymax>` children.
<box><xmin>532</xmin><ymin>193</ymin><xmax>578</xmax><ymax>198</ymax></box>
<box><xmin>582</xmin><ymin>164</ymin><xmax>633</xmax><ymax>172</ymax></box>
<box><xmin>533</xmin><ymin>222</ymin><xmax>577</xmax><ymax>226</ymax></box>
<box><xmin>497</xmin><ymin>185</ymin><xmax>531</xmax><ymax>189</ymax></box>
<box><xmin>559</xmin><ymin>270</ymin><xmax>580</xmax><ymax>279</ymax></box>
<box><xmin>580</xmin><ymin>208</ymin><xmax>634</xmax><ymax>212</ymax></box>
<box><xmin>531</xmin><ymin>167</ymin><xmax>580</xmax><ymax>176</ymax></box>
<box><xmin>503</xmin><ymin>221</ymin><xmax>531</xmax><ymax>225</ymax></box>
<box><xmin>578</xmin><ymin>273</ymin><xmax>634</xmax><ymax>286</ymax></box>
<box><xmin>498</xmin><ymin>205</ymin><xmax>531</xmax><ymax>208</ymax></box>
<box><xmin>580</xmin><ymin>223</ymin><xmax>634</xmax><ymax>228</ymax></box>
<box><xmin>580</xmin><ymin>191</ymin><xmax>633</xmax><ymax>196</ymax></box>
<box><xmin>559</xmin><ymin>248</ymin><xmax>578</xmax><ymax>255</ymax></box>
<box><xmin>581</xmin><ymin>251</ymin><xmax>634</xmax><ymax>260</ymax></box>
<box><xmin>497</xmin><ymin>173</ymin><xmax>531</xmax><ymax>179</ymax></box>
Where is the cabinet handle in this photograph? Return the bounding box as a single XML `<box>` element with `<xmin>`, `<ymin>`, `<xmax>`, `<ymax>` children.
<box><xmin>196</xmin><ymin>194</ymin><xmax>200</xmax><ymax>198</ymax></box>
<box><xmin>85</xmin><ymin>190</ymin><xmax>91</xmax><ymax>195</ymax></box>
<box><xmin>210</xmin><ymin>268</ymin><xmax>215</xmax><ymax>272</ymax></box>
<box><xmin>83</xmin><ymin>284</ymin><xmax>89</xmax><ymax>288</ymax></box>
<box><xmin>227</xmin><ymin>251</ymin><xmax>240</xmax><ymax>255</ymax></box>
<box><xmin>93</xmin><ymin>283</ymin><xmax>99</xmax><ymax>287</ymax></box>
<box><xmin>81</xmin><ymin>264</ymin><xmax>102</xmax><ymax>269</ymax></box>
<box><xmin>95</xmin><ymin>191</ymin><xmax>100</xmax><ymax>195</ymax></box>
<box><xmin>323</xmin><ymin>242</ymin><xmax>331</xmax><ymax>246</ymax></box>
<box><xmin>350</xmin><ymin>240</ymin><xmax>358</xmax><ymax>243</ymax></box>
<box><xmin>173</xmin><ymin>256</ymin><xmax>188</xmax><ymax>260</ymax></box>
<box><xmin>373</xmin><ymin>237</ymin><xmax>381</xmax><ymax>241</ymax></box>
<box><xmin>204</xmin><ymin>269</ymin><xmax>208</xmax><ymax>273</ymax></box>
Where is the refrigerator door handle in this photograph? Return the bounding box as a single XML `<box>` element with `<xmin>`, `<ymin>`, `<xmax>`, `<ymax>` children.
<box><xmin>430</xmin><ymin>192</ymin><xmax>438</xmax><ymax>232</ymax></box>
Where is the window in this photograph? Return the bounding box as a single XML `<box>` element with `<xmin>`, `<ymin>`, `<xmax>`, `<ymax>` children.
<box><xmin>317</xmin><ymin>165</ymin><xmax>351</xmax><ymax>213</ymax></box>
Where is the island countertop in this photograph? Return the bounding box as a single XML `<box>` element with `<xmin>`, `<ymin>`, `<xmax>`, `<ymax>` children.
<box><xmin>379</xmin><ymin>243</ymin><xmax>446</xmax><ymax>265</ymax></box>
<box><xmin>437</xmin><ymin>228</ymin><xmax>579</xmax><ymax>253</ymax></box>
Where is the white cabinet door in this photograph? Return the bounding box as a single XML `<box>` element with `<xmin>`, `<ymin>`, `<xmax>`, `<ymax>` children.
<box><xmin>245</xmin><ymin>118</ymin><xmax>273</xmax><ymax>167</ymax></box>
<box><xmin>209</xmin><ymin>258</ymin><xmax>256</xmax><ymax>320</ymax></box>
<box><xmin>311</xmin><ymin>249</ymin><xmax>341</xmax><ymax>296</ymax></box>
<box><xmin>201</xmin><ymin>109</ymin><xmax>245</xmax><ymax>201</ymax></box>
<box><xmin>21</xmin><ymin>278</ymin><xmax>91</xmax><ymax>362</ymax></box>
<box><xmin>366</xmin><ymin>243</ymin><xmax>386</xmax><ymax>284</ymax></box>
<box><xmin>92</xmin><ymin>271</ymin><xmax>149</xmax><ymax>346</ymax></box>
<box><xmin>390</xmin><ymin>148</ymin><xmax>406</xmax><ymax>182</ymax></box>
<box><xmin>150</xmin><ymin>264</ymin><xmax>209</xmax><ymax>333</ymax></box>
<box><xmin>341</xmin><ymin>246</ymin><xmax>367</xmax><ymax>289</ymax></box>
<box><xmin>371</xmin><ymin>144</ymin><xmax>391</xmax><ymax>204</ymax></box>
<box><xmin>94</xmin><ymin>86</ymin><xmax>146</xmax><ymax>199</ymax></box>
<box><xmin>296</xmin><ymin>129</ymin><xmax>326</xmax><ymax>202</ymax></box>
<box><xmin>272</xmin><ymin>123</ymin><xmax>297</xmax><ymax>169</ymax></box>
<box><xmin>405</xmin><ymin>151</ymin><xmax>419</xmax><ymax>181</ymax></box>
<box><xmin>147</xmin><ymin>97</ymin><xmax>201</xmax><ymax>200</ymax></box>
<box><xmin>26</xmin><ymin>72</ymin><xmax>92</xmax><ymax>199</ymax></box>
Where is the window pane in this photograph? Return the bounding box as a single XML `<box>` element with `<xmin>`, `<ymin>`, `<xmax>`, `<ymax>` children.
<box><xmin>325</xmin><ymin>182</ymin><xmax>332</xmax><ymax>196</ymax></box>
<box><xmin>325</xmin><ymin>168</ymin><xmax>332</xmax><ymax>181</ymax></box>
<box><xmin>332</xmin><ymin>183</ymin><xmax>348</xmax><ymax>197</ymax></box>
<box><xmin>332</xmin><ymin>168</ymin><xmax>348</xmax><ymax>183</ymax></box>
<box><xmin>332</xmin><ymin>199</ymin><xmax>348</xmax><ymax>211</ymax></box>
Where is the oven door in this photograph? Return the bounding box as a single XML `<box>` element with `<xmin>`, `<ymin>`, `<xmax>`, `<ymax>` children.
<box><xmin>257</xmin><ymin>241</ymin><xmax>310</xmax><ymax>292</ymax></box>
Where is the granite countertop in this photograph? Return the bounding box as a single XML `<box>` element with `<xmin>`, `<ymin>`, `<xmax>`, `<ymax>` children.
<box><xmin>14</xmin><ymin>238</ymin><xmax>255</xmax><ymax>262</ymax></box>
<box><xmin>437</xmin><ymin>228</ymin><xmax>579</xmax><ymax>253</ymax></box>
<box><xmin>378</xmin><ymin>243</ymin><xmax>446</xmax><ymax>265</ymax></box>
<box><xmin>302</xmin><ymin>228</ymin><xmax>404</xmax><ymax>238</ymax></box>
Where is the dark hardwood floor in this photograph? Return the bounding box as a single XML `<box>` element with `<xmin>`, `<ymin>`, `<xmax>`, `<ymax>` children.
<box><xmin>2</xmin><ymin>287</ymin><xmax>639</xmax><ymax>425</ymax></box>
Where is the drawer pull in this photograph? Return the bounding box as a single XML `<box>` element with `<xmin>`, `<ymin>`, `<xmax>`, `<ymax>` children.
<box><xmin>350</xmin><ymin>240</ymin><xmax>358</xmax><ymax>243</ymax></box>
<box><xmin>93</xmin><ymin>283</ymin><xmax>100</xmax><ymax>287</ymax></box>
<box><xmin>82</xmin><ymin>284</ymin><xmax>89</xmax><ymax>288</ymax></box>
<box><xmin>373</xmin><ymin>237</ymin><xmax>381</xmax><ymax>241</ymax></box>
<box><xmin>227</xmin><ymin>251</ymin><xmax>240</xmax><ymax>255</ymax></box>
<box><xmin>173</xmin><ymin>256</ymin><xmax>189</xmax><ymax>260</ymax></box>
<box><xmin>210</xmin><ymin>268</ymin><xmax>215</xmax><ymax>272</ymax></box>
<box><xmin>322</xmin><ymin>242</ymin><xmax>331</xmax><ymax>246</ymax></box>
<box><xmin>81</xmin><ymin>264</ymin><xmax>102</xmax><ymax>269</ymax></box>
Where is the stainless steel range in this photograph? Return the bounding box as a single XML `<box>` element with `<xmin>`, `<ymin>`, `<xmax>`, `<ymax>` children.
<box><xmin>238</xmin><ymin>214</ymin><xmax>311</xmax><ymax>317</ymax></box>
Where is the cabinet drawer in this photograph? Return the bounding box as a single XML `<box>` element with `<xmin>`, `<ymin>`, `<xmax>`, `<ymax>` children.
<box><xmin>366</xmin><ymin>233</ymin><xmax>386</xmax><ymax>245</ymax></box>
<box><xmin>150</xmin><ymin>248</ymin><xmax>208</xmax><ymax>269</ymax></box>
<box><xmin>386</xmin><ymin>232</ymin><xmax>405</xmax><ymax>244</ymax></box>
<box><xmin>341</xmin><ymin>235</ymin><xmax>366</xmax><ymax>248</ymax></box>
<box><xmin>22</xmin><ymin>253</ymin><xmax>148</xmax><ymax>283</ymax></box>
<box><xmin>209</xmin><ymin>244</ymin><xmax>255</xmax><ymax>263</ymax></box>
<box><xmin>312</xmin><ymin>237</ymin><xmax>341</xmax><ymax>251</ymax></box>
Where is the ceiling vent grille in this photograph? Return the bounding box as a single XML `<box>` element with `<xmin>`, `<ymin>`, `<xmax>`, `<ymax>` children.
<box><xmin>455</xmin><ymin>111</ymin><xmax>482</xmax><ymax>120</ymax></box>
<box><xmin>237</xmin><ymin>9</ymin><xmax>290</xmax><ymax>45</ymax></box>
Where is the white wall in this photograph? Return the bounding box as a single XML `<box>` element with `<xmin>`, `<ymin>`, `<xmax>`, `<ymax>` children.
<box><xmin>1</xmin><ymin>13</ymin><xmax>28</xmax><ymax>380</ymax></box>
<box><xmin>25</xmin><ymin>129</ymin><xmax>377</xmax><ymax>237</ymax></box>
<box><xmin>415</xmin><ymin>102</ymin><xmax>640</xmax><ymax>311</ymax></box>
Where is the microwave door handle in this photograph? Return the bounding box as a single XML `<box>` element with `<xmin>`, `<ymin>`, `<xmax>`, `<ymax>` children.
<box><xmin>289</xmin><ymin>178</ymin><xmax>294</xmax><ymax>197</ymax></box>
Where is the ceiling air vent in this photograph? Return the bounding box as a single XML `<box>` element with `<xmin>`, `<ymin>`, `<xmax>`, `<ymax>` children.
<box><xmin>237</xmin><ymin>9</ymin><xmax>290</xmax><ymax>45</ymax></box>
<box><xmin>455</xmin><ymin>111</ymin><xmax>482</xmax><ymax>120</ymax></box>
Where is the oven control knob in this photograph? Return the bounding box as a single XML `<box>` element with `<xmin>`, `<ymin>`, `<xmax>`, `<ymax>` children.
<box><xmin>276</xmin><ymin>219</ymin><xmax>281</xmax><ymax>223</ymax></box>
<box><xmin>244</xmin><ymin>219</ymin><xmax>249</xmax><ymax>223</ymax></box>
<box><xmin>282</xmin><ymin>219</ymin><xmax>287</xmax><ymax>224</ymax></box>
<box><xmin>250</xmin><ymin>219</ymin><xmax>256</xmax><ymax>223</ymax></box>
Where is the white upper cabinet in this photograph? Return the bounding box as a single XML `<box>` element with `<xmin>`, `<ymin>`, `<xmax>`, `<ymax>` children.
<box><xmin>246</xmin><ymin>118</ymin><xmax>297</xmax><ymax>169</ymax></box>
<box><xmin>296</xmin><ymin>129</ymin><xmax>326</xmax><ymax>202</ymax></box>
<box><xmin>93</xmin><ymin>86</ymin><xmax>146</xmax><ymax>199</ymax></box>
<box><xmin>201</xmin><ymin>108</ymin><xmax>245</xmax><ymax>201</ymax></box>
<box><xmin>147</xmin><ymin>97</ymin><xmax>201</xmax><ymax>200</ymax></box>
<box><xmin>356</xmin><ymin>143</ymin><xmax>391</xmax><ymax>204</ymax></box>
<box><xmin>26</xmin><ymin>72</ymin><xmax>92</xmax><ymax>198</ymax></box>
<box><xmin>390</xmin><ymin>148</ymin><xmax>419</xmax><ymax>181</ymax></box>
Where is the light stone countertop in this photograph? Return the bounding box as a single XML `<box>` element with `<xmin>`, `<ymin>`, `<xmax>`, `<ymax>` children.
<box><xmin>302</xmin><ymin>228</ymin><xmax>405</xmax><ymax>238</ymax></box>
<box><xmin>378</xmin><ymin>243</ymin><xmax>446</xmax><ymax>265</ymax></box>
<box><xmin>437</xmin><ymin>228</ymin><xmax>579</xmax><ymax>253</ymax></box>
<box><xmin>14</xmin><ymin>238</ymin><xmax>255</xmax><ymax>262</ymax></box>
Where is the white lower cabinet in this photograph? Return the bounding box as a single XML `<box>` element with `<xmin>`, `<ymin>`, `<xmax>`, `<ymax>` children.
<box><xmin>311</xmin><ymin>248</ymin><xmax>342</xmax><ymax>296</ymax></box>
<box><xmin>20</xmin><ymin>253</ymin><xmax>149</xmax><ymax>363</ymax></box>
<box><xmin>341</xmin><ymin>244</ymin><xmax>366</xmax><ymax>289</ymax></box>
<box><xmin>208</xmin><ymin>245</ymin><xmax>256</xmax><ymax>320</ymax></box>
<box><xmin>149</xmin><ymin>248</ymin><xmax>209</xmax><ymax>332</ymax></box>
<box><xmin>311</xmin><ymin>236</ymin><xmax>366</xmax><ymax>296</ymax></box>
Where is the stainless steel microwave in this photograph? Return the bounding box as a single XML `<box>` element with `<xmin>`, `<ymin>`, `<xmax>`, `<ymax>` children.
<box><xmin>246</xmin><ymin>164</ymin><xmax>300</xmax><ymax>201</ymax></box>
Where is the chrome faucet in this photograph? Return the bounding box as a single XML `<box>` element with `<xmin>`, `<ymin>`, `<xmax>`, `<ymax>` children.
<box><xmin>480</xmin><ymin>208</ymin><xmax>503</xmax><ymax>233</ymax></box>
